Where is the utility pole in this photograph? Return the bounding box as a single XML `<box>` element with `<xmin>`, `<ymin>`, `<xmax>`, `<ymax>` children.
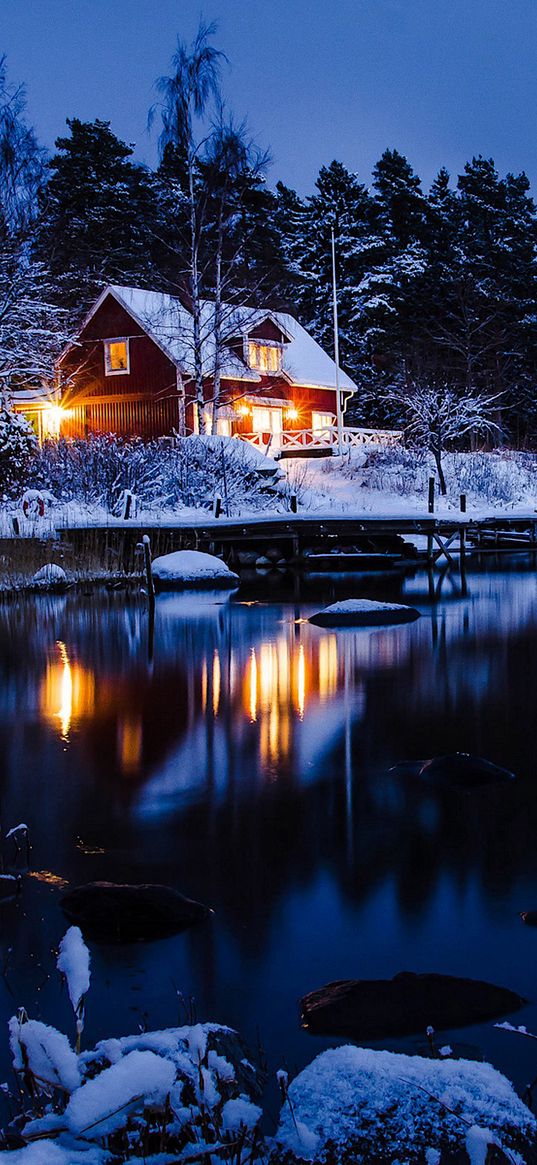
<box><xmin>331</xmin><ymin>225</ymin><xmax>344</xmax><ymax>455</ymax></box>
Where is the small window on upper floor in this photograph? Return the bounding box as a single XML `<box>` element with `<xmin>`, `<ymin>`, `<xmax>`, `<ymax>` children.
<box><xmin>248</xmin><ymin>341</ymin><xmax>282</xmax><ymax>374</ymax></box>
<box><xmin>104</xmin><ymin>338</ymin><xmax>130</xmax><ymax>375</ymax></box>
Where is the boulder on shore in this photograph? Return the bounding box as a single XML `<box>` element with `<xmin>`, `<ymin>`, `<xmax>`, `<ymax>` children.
<box><xmin>300</xmin><ymin>972</ymin><xmax>526</xmax><ymax>1041</ymax></box>
<box><xmin>309</xmin><ymin>598</ymin><xmax>420</xmax><ymax>627</ymax></box>
<box><xmin>271</xmin><ymin>1045</ymin><xmax>537</xmax><ymax>1164</ymax></box>
<box><xmin>152</xmin><ymin>549</ymin><xmax>238</xmax><ymax>591</ymax></box>
<box><xmin>32</xmin><ymin>564</ymin><xmax>68</xmax><ymax>590</ymax></box>
<box><xmin>390</xmin><ymin>752</ymin><xmax>516</xmax><ymax>789</ymax></box>
<box><xmin>60</xmin><ymin>881</ymin><xmax>212</xmax><ymax>943</ymax></box>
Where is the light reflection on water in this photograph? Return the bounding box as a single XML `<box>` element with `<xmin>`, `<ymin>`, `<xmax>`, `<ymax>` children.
<box><xmin>2</xmin><ymin>568</ymin><xmax>537</xmax><ymax>1095</ymax></box>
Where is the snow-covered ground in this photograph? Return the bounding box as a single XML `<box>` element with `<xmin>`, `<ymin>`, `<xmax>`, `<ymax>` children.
<box><xmin>3</xmin><ymin>447</ymin><xmax>537</xmax><ymax>540</ymax></box>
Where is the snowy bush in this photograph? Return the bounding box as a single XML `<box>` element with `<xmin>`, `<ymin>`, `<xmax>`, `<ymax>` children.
<box><xmin>2</xmin><ymin>928</ymin><xmax>266</xmax><ymax>1162</ymax></box>
<box><xmin>328</xmin><ymin>446</ymin><xmax>537</xmax><ymax>509</ymax></box>
<box><xmin>27</xmin><ymin>434</ymin><xmax>281</xmax><ymax>515</ymax></box>
<box><xmin>0</xmin><ymin>403</ymin><xmax>37</xmax><ymax>496</ymax></box>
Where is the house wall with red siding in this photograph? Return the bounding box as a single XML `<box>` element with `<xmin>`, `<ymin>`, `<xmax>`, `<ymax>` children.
<box><xmin>59</xmin><ymin>297</ymin><xmax>182</xmax><ymax>438</ymax></box>
<box><xmin>57</xmin><ymin>293</ymin><xmax>342</xmax><ymax>441</ymax></box>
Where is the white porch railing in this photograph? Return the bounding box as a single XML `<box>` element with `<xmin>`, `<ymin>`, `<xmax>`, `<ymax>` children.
<box><xmin>240</xmin><ymin>425</ymin><xmax>402</xmax><ymax>455</ymax></box>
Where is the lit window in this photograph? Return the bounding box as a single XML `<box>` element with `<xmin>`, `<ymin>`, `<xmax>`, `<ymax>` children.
<box><xmin>312</xmin><ymin>411</ymin><xmax>335</xmax><ymax>432</ymax></box>
<box><xmin>104</xmin><ymin>338</ymin><xmax>129</xmax><ymax>375</ymax></box>
<box><xmin>251</xmin><ymin>406</ymin><xmax>282</xmax><ymax>435</ymax></box>
<box><xmin>248</xmin><ymin>342</ymin><xmax>282</xmax><ymax>373</ymax></box>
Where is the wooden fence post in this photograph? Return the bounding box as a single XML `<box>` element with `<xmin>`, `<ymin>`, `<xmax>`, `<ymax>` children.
<box><xmin>428</xmin><ymin>477</ymin><xmax>435</xmax><ymax>514</ymax></box>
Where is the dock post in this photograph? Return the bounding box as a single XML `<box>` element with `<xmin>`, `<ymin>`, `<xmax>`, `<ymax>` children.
<box><xmin>428</xmin><ymin>477</ymin><xmax>435</xmax><ymax>514</ymax></box>
<box><xmin>213</xmin><ymin>495</ymin><xmax>222</xmax><ymax>519</ymax></box>
<box><xmin>290</xmin><ymin>494</ymin><xmax>298</xmax><ymax>514</ymax></box>
<box><xmin>11</xmin><ymin>516</ymin><xmax>20</xmax><ymax>536</ymax></box>
<box><xmin>460</xmin><ymin>494</ymin><xmax>466</xmax><ymax>514</ymax></box>
<box><xmin>460</xmin><ymin>525</ymin><xmax>467</xmax><ymax>596</ymax></box>
<box><xmin>142</xmin><ymin>535</ymin><xmax>155</xmax><ymax>661</ymax></box>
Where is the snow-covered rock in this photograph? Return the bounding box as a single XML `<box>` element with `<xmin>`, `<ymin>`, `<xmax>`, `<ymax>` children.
<box><xmin>31</xmin><ymin>564</ymin><xmax>67</xmax><ymax>588</ymax></box>
<box><xmin>272</xmin><ymin>1045</ymin><xmax>537</xmax><ymax>1163</ymax></box>
<box><xmin>152</xmin><ymin>550</ymin><xmax>239</xmax><ymax>590</ymax></box>
<box><xmin>65</xmin><ymin>1048</ymin><xmax>175</xmax><ymax>1138</ymax></box>
<box><xmin>309</xmin><ymin>598</ymin><xmax>420</xmax><ymax>627</ymax></box>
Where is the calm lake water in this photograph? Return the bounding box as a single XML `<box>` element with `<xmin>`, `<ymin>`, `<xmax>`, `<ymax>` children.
<box><xmin>2</xmin><ymin>563</ymin><xmax>537</xmax><ymax>1098</ymax></box>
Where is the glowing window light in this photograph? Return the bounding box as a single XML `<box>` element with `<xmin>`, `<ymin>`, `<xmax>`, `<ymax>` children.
<box><xmin>248</xmin><ymin>342</ymin><xmax>281</xmax><ymax>373</ymax></box>
<box><xmin>104</xmin><ymin>338</ymin><xmax>129</xmax><ymax>374</ymax></box>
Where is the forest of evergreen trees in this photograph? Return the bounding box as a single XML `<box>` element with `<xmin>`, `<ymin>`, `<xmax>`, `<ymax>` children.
<box><xmin>3</xmin><ymin>30</ymin><xmax>537</xmax><ymax>444</ymax></box>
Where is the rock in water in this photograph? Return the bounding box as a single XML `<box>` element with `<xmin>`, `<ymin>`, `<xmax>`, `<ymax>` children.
<box><xmin>520</xmin><ymin>911</ymin><xmax>537</xmax><ymax>926</ymax></box>
<box><xmin>390</xmin><ymin>752</ymin><xmax>515</xmax><ymax>788</ymax></box>
<box><xmin>152</xmin><ymin>550</ymin><xmax>238</xmax><ymax>591</ymax></box>
<box><xmin>309</xmin><ymin>599</ymin><xmax>420</xmax><ymax>627</ymax></box>
<box><xmin>32</xmin><ymin>564</ymin><xmax>68</xmax><ymax>590</ymax></box>
<box><xmin>61</xmin><ymin>882</ymin><xmax>212</xmax><ymax>943</ymax></box>
<box><xmin>300</xmin><ymin>972</ymin><xmax>526</xmax><ymax>1040</ymax></box>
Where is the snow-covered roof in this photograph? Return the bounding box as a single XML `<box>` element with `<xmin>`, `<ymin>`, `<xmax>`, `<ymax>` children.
<box><xmin>11</xmin><ymin>384</ymin><xmax>56</xmax><ymax>407</ymax></box>
<box><xmin>84</xmin><ymin>286</ymin><xmax>357</xmax><ymax>395</ymax></box>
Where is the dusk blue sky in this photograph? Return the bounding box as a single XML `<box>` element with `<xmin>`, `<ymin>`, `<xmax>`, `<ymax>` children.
<box><xmin>2</xmin><ymin>0</ymin><xmax>537</xmax><ymax>196</ymax></box>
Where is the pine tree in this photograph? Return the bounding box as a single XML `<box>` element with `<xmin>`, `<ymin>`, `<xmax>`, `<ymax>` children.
<box><xmin>35</xmin><ymin>118</ymin><xmax>160</xmax><ymax>315</ymax></box>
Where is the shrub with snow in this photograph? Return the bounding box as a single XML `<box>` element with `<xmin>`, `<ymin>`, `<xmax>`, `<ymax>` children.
<box><xmin>0</xmin><ymin>404</ymin><xmax>37</xmax><ymax>496</ymax></box>
<box><xmin>271</xmin><ymin>1044</ymin><xmax>537</xmax><ymax>1164</ymax></box>
<box><xmin>26</xmin><ymin>433</ymin><xmax>282</xmax><ymax>516</ymax></box>
<box><xmin>328</xmin><ymin>446</ymin><xmax>537</xmax><ymax>509</ymax></box>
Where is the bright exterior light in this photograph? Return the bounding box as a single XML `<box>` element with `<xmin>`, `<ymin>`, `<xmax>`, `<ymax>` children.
<box><xmin>286</xmin><ymin>407</ymin><xmax>299</xmax><ymax>421</ymax></box>
<box><xmin>238</xmin><ymin>404</ymin><xmax>251</xmax><ymax>417</ymax></box>
<box><xmin>42</xmin><ymin>404</ymin><xmax>65</xmax><ymax>437</ymax></box>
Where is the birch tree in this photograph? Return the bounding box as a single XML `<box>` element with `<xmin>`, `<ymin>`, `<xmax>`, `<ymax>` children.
<box><xmin>385</xmin><ymin>380</ymin><xmax>502</xmax><ymax>494</ymax></box>
<box><xmin>150</xmin><ymin>21</ymin><xmax>225</xmax><ymax>432</ymax></box>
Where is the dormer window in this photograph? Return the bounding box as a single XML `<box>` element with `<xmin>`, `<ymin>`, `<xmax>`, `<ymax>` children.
<box><xmin>248</xmin><ymin>341</ymin><xmax>282</xmax><ymax>374</ymax></box>
<box><xmin>104</xmin><ymin>338</ymin><xmax>130</xmax><ymax>375</ymax></box>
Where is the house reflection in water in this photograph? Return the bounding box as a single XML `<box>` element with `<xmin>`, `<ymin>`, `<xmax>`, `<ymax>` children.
<box><xmin>37</xmin><ymin>610</ymin><xmax>408</xmax><ymax>807</ymax></box>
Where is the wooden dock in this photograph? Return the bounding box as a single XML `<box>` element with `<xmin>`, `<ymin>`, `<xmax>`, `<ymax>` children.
<box><xmin>53</xmin><ymin>511</ymin><xmax>537</xmax><ymax>575</ymax></box>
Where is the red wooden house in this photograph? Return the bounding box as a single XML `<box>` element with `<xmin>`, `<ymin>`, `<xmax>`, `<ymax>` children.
<box><xmin>15</xmin><ymin>285</ymin><xmax>388</xmax><ymax>453</ymax></box>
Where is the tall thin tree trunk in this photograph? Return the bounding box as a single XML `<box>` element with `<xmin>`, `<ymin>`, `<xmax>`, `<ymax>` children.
<box><xmin>212</xmin><ymin>201</ymin><xmax>224</xmax><ymax>431</ymax></box>
<box><xmin>189</xmin><ymin>159</ymin><xmax>205</xmax><ymax>434</ymax></box>
<box><xmin>432</xmin><ymin>444</ymin><xmax>447</xmax><ymax>495</ymax></box>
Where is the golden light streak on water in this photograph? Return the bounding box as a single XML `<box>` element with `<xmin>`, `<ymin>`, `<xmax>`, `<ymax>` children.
<box><xmin>296</xmin><ymin>643</ymin><xmax>305</xmax><ymax>720</ymax></box>
<box><xmin>41</xmin><ymin>644</ymin><xmax>95</xmax><ymax>741</ymax></box>
<box><xmin>249</xmin><ymin>648</ymin><xmax>257</xmax><ymax>722</ymax></box>
<box><xmin>212</xmin><ymin>650</ymin><xmax>221</xmax><ymax>716</ymax></box>
<box><xmin>201</xmin><ymin>658</ymin><xmax>208</xmax><ymax>714</ymax></box>
<box><xmin>57</xmin><ymin>641</ymin><xmax>73</xmax><ymax>739</ymax></box>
